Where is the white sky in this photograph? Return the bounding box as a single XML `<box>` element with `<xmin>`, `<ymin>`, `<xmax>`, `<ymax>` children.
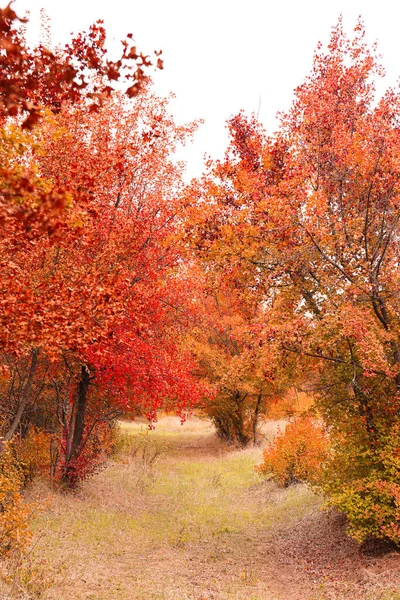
<box><xmin>13</xmin><ymin>0</ymin><xmax>400</xmax><ymax>180</ymax></box>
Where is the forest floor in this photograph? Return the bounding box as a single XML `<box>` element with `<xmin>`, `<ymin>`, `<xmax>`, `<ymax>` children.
<box><xmin>2</xmin><ymin>417</ymin><xmax>400</xmax><ymax>600</ymax></box>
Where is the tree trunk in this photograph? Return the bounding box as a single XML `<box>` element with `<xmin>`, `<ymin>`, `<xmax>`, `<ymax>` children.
<box><xmin>3</xmin><ymin>348</ymin><xmax>39</xmax><ymax>443</ymax></box>
<box><xmin>64</xmin><ymin>364</ymin><xmax>91</xmax><ymax>485</ymax></box>
<box><xmin>253</xmin><ymin>390</ymin><xmax>263</xmax><ymax>446</ymax></box>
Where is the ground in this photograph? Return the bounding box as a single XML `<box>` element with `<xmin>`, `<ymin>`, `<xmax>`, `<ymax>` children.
<box><xmin>2</xmin><ymin>417</ymin><xmax>399</xmax><ymax>599</ymax></box>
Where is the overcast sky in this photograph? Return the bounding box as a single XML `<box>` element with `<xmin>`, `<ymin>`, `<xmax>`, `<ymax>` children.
<box><xmin>13</xmin><ymin>0</ymin><xmax>400</xmax><ymax>179</ymax></box>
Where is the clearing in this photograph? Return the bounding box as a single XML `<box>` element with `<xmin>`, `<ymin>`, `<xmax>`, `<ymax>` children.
<box><xmin>5</xmin><ymin>417</ymin><xmax>400</xmax><ymax>600</ymax></box>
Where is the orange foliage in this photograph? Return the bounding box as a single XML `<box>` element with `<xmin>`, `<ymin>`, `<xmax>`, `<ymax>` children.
<box><xmin>266</xmin><ymin>389</ymin><xmax>315</xmax><ymax>420</ymax></box>
<box><xmin>256</xmin><ymin>416</ymin><xmax>329</xmax><ymax>487</ymax></box>
<box><xmin>183</xmin><ymin>267</ymin><xmax>286</xmax><ymax>446</ymax></box>
<box><xmin>12</xmin><ymin>427</ymin><xmax>53</xmax><ymax>485</ymax></box>
<box><xmin>0</xmin><ymin>11</ymin><xmax>203</xmax><ymax>489</ymax></box>
<box><xmin>1</xmin><ymin>6</ymin><xmax>400</xmax><ymax>546</ymax></box>
<box><xmin>0</xmin><ymin>442</ymin><xmax>32</xmax><ymax>557</ymax></box>
<box><xmin>186</xmin><ymin>20</ymin><xmax>400</xmax><ymax>544</ymax></box>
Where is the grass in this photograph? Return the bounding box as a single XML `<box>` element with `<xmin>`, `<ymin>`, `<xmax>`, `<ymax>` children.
<box><xmin>1</xmin><ymin>416</ymin><xmax>399</xmax><ymax>600</ymax></box>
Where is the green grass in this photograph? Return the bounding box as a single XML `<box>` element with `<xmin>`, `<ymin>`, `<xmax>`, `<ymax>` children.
<box><xmin>3</xmin><ymin>416</ymin><xmax>397</xmax><ymax>600</ymax></box>
<box><xmin>33</xmin><ymin>422</ymin><xmax>316</xmax><ymax>555</ymax></box>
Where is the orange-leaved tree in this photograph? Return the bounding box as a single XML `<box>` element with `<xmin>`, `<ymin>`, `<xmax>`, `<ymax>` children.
<box><xmin>183</xmin><ymin>264</ymin><xmax>287</xmax><ymax>446</ymax></box>
<box><xmin>0</xmin><ymin>3</ymin><xmax>161</xmax><ymax>237</ymax></box>
<box><xmin>185</xmin><ymin>20</ymin><xmax>400</xmax><ymax>544</ymax></box>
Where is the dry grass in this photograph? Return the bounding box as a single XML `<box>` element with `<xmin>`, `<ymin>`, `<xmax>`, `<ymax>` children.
<box><xmin>1</xmin><ymin>417</ymin><xmax>399</xmax><ymax>600</ymax></box>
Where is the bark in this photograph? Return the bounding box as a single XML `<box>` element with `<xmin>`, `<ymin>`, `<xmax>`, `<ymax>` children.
<box><xmin>3</xmin><ymin>348</ymin><xmax>39</xmax><ymax>442</ymax></box>
<box><xmin>253</xmin><ymin>390</ymin><xmax>263</xmax><ymax>446</ymax></box>
<box><xmin>64</xmin><ymin>364</ymin><xmax>91</xmax><ymax>484</ymax></box>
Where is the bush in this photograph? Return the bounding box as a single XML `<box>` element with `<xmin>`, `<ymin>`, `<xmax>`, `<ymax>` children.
<box><xmin>56</xmin><ymin>420</ymin><xmax>118</xmax><ymax>488</ymax></box>
<box><xmin>256</xmin><ymin>416</ymin><xmax>329</xmax><ymax>487</ymax></box>
<box><xmin>0</xmin><ymin>442</ymin><xmax>32</xmax><ymax>557</ymax></box>
<box><xmin>257</xmin><ymin>415</ymin><xmax>400</xmax><ymax>547</ymax></box>
<box><xmin>12</xmin><ymin>426</ymin><xmax>53</xmax><ymax>485</ymax></box>
<box><xmin>320</xmin><ymin>420</ymin><xmax>400</xmax><ymax>546</ymax></box>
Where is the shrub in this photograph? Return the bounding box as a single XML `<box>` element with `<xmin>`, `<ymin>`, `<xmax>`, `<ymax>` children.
<box><xmin>112</xmin><ymin>427</ymin><xmax>165</xmax><ymax>468</ymax></box>
<box><xmin>320</xmin><ymin>420</ymin><xmax>400</xmax><ymax>546</ymax></box>
<box><xmin>12</xmin><ymin>427</ymin><xmax>53</xmax><ymax>485</ymax></box>
<box><xmin>0</xmin><ymin>442</ymin><xmax>32</xmax><ymax>557</ymax></box>
<box><xmin>56</xmin><ymin>420</ymin><xmax>118</xmax><ymax>488</ymax></box>
<box><xmin>256</xmin><ymin>416</ymin><xmax>329</xmax><ymax>487</ymax></box>
<box><xmin>111</xmin><ymin>426</ymin><xmax>140</xmax><ymax>459</ymax></box>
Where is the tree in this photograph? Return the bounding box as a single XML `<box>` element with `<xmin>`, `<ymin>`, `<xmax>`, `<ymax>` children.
<box><xmin>184</xmin><ymin>267</ymin><xmax>284</xmax><ymax>446</ymax></box>
<box><xmin>185</xmin><ymin>20</ymin><xmax>400</xmax><ymax>544</ymax></box>
<box><xmin>0</xmin><ymin>3</ymin><xmax>161</xmax><ymax>233</ymax></box>
<box><xmin>0</xmin><ymin>82</ymin><xmax>203</xmax><ymax>485</ymax></box>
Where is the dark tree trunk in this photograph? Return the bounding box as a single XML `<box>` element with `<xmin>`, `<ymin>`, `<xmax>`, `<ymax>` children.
<box><xmin>253</xmin><ymin>390</ymin><xmax>263</xmax><ymax>446</ymax></box>
<box><xmin>3</xmin><ymin>348</ymin><xmax>39</xmax><ymax>443</ymax></box>
<box><xmin>64</xmin><ymin>364</ymin><xmax>91</xmax><ymax>486</ymax></box>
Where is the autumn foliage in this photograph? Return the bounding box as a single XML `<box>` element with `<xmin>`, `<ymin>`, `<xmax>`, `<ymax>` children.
<box><xmin>320</xmin><ymin>420</ymin><xmax>400</xmax><ymax>545</ymax></box>
<box><xmin>1</xmin><ymin>5</ymin><xmax>400</xmax><ymax>552</ymax></box>
<box><xmin>185</xmin><ymin>20</ymin><xmax>400</xmax><ymax>545</ymax></box>
<box><xmin>0</xmin><ymin>441</ymin><xmax>33</xmax><ymax>557</ymax></box>
<box><xmin>184</xmin><ymin>269</ymin><xmax>285</xmax><ymax>446</ymax></box>
<box><xmin>0</xmin><ymin>6</ymin><xmax>203</xmax><ymax>500</ymax></box>
<box><xmin>256</xmin><ymin>417</ymin><xmax>329</xmax><ymax>487</ymax></box>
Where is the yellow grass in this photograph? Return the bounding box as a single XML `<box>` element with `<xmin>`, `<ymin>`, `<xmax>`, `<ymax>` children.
<box><xmin>1</xmin><ymin>417</ymin><xmax>399</xmax><ymax>600</ymax></box>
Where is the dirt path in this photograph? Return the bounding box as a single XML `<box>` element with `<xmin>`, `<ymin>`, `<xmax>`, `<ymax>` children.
<box><xmin>10</xmin><ymin>418</ymin><xmax>400</xmax><ymax>600</ymax></box>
